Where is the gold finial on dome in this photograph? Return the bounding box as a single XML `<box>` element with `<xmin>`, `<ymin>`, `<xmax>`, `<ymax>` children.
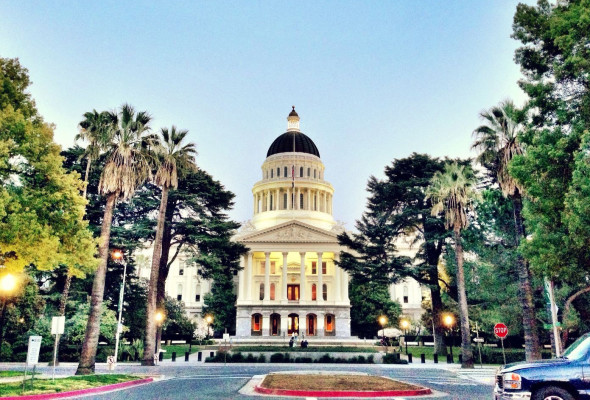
<box><xmin>287</xmin><ymin>106</ymin><xmax>300</xmax><ymax>132</ymax></box>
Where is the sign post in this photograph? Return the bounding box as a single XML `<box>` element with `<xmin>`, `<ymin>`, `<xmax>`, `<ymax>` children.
<box><xmin>474</xmin><ymin>321</ymin><xmax>484</xmax><ymax>368</ymax></box>
<box><xmin>50</xmin><ymin>316</ymin><xmax>65</xmax><ymax>380</ymax></box>
<box><xmin>23</xmin><ymin>336</ymin><xmax>42</xmax><ymax>393</ymax></box>
<box><xmin>494</xmin><ymin>323</ymin><xmax>508</xmax><ymax>365</ymax></box>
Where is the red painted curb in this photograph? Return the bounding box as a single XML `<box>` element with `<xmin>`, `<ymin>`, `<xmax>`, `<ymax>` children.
<box><xmin>0</xmin><ymin>377</ymin><xmax>154</xmax><ymax>400</ymax></box>
<box><xmin>255</xmin><ymin>385</ymin><xmax>432</xmax><ymax>397</ymax></box>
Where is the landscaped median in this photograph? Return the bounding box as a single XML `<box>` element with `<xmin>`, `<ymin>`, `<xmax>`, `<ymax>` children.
<box><xmin>254</xmin><ymin>372</ymin><xmax>432</xmax><ymax>398</ymax></box>
<box><xmin>0</xmin><ymin>374</ymin><xmax>154</xmax><ymax>400</ymax></box>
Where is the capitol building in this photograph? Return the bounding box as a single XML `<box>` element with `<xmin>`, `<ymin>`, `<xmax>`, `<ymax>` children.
<box><xmin>139</xmin><ymin>108</ymin><xmax>424</xmax><ymax>338</ymax></box>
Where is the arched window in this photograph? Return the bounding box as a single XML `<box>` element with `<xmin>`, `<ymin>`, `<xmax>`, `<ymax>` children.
<box><xmin>403</xmin><ymin>286</ymin><xmax>409</xmax><ymax>303</ymax></box>
<box><xmin>259</xmin><ymin>283</ymin><xmax>264</xmax><ymax>300</ymax></box>
<box><xmin>270</xmin><ymin>194</ymin><xmax>273</xmax><ymax>211</ymax></box>
<box><xmin>277</xmin><ymin>167</ymin><xmax>280</xmax><ymax>177</ymax></box>
<box><xmin>195</xmin><ymin>284</ymin><xmax>201</xmax><ymax>302</ymax></box>
<box><xmin>271</xmin><ymin>169</ymin><xmax>274</xmax><ymax>178</ymax></box>
<box><xmin>252</xmin><ymin>313</ymin><xmax>262</xmax><ymax>335</ymax></box>
<box><xmin>322</xmin><ymin>284</ymin><xmax>327</xmax><ymax>301</ymax></box>
<box><xmin>311</xmin><ymin>284</ymin><xmax>317</xmax><ymax>301</ymax></box>
<box><xmin>307</xmin><ymin>167</ymin><xmax>310</xmax><ymax>177</ymax></box>
<box><xmin>314</xmin><ymin>169</ymin><xmax>317</xmax><ymax>178</ymax></box>
<box><xmin>283</xmin><ymin>193</ymin><xmax>287</xmax><ymax>209</ymax></box>
<box><xmin>270</xmin><ymin>283</ymin><xmax>275</xmax><ymax>300</ymax></box>
<box><xmin>299</xmin><ymin>166</ymin><xmax>303</xmax><ymax>177</ymax></box>
<box><xmin>177</xmin><ymin>284</ymin><xmax>183</xmax><ymax>301</ymax></box>
<box><xmin>284</xmin><ymin>166</ymin><xmax>287</xmax><ymax>177</ymax></box>
<box><xmin>325</xmin><ymin>314</ymin><xmax>335</xmax><ymax>335</ymax></box>
<box><xmin>300</xmin><ymin>193</ymin><xmax>304</xmax><ymax>209</ymax></box>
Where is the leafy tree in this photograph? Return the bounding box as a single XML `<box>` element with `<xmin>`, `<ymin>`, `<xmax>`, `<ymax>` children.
<box><xmin>348</xmin><ymin>278</ymin><xmax>401</xmax><ymax>339</ymax></box>
<box><xmin>472</xmin><ymin>100</ymin><xmax>541</xmax><ymax>360</ymax></box>
<box><xmin>337</xmin><ymin>153</ymin><xmax>449</xmax><ymax>355</ymax></box>
<box><xmin>143</xmin><ymin>126</ymin><xmax>196</xmax><ymax>366</ymax></box>
<box><xmin>76</xmin><ymin>104</ymin><xmax>154</xmax><ymax>375</ymax></box>
<box><xmin>426</xmin><ymin>162</ymin><xmax>478</xmax><ymax>369</ymax></box>
<box><xmin>162</xmin><ymin>297</ymin><xmax>197</xmax><ymax>341</ymax></box>
<box><xmin>0</xmin><ymin>57</ymin><xmax>37</xmax><ymax>119</ymax></box>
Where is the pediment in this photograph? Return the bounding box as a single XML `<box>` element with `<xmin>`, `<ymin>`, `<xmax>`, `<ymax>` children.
<box><xmin>236</xmin><ymin>221</ymin><xmax>339</xmax><ymax>244</ymax></box>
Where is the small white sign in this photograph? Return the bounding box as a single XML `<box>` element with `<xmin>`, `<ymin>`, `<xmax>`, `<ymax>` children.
<box><xmin>27</xmin><ymin>336</ymin><xmax>42</xmax><ymax>365</ymax></box>
<box><xmin>51</xmin><ymin>316</ymin><xmax>65</xmax><ymax>335</ymax></box>
<box><xmin>223</xmin><ymin>333</ymin><xmax>230</xmax><ymax>341</ymax></box>
<box><xmin>473</xmin><ymin>338</ymin><xmax>485</xmax><ymax>343</ymax></box>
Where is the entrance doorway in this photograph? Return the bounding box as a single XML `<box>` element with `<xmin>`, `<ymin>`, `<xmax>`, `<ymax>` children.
<box><xmin>307</xmin><ymin>314</ymin><xmax>317</xmax><ymax>336</ymax></box>
<box><xmin>288</xmin><ymin>313</ymin><xmax>299</xmax><ymax>335</ymax></box>
<box><xmin>270</xmin><ymin>313</ymin><xmax>280</xmax><ymax>336</ymax></box>
<box><xmin>287</xmin><ymin>284</ymin><xmax>300</xmax><ymax>301</ymax></box>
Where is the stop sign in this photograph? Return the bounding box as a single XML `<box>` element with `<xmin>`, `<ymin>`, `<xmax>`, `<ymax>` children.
<box><xmin>494</xmin><ymin>323</ymin><xmax>508</xmax><ymax>338</ymax></box>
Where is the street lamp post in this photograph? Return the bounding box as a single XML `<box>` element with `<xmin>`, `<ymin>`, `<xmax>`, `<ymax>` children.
<box><xmin>112</xmin><ymin>250</ymin><xmax>127</xmax><ymax>368</ymax></box>
<box><xmin>205</xmin><ymin>315</ymin><xmax>213</xmax><ymax>339</ymax></box>
<box><xmin>378</xmin><ymin>315</ymin><xmax>388</xmax><ymax>352</ymax></box>
<box><xmin>443</xmin><ymin>314</ymin><xmax>455</xmax><ymax>360</ymax></box>
<box><xmin>0</xmin><ymin>273</ymin><xmax>17</xmax><ymax>354</ymax></box>
<box><xmin>400</xmin><ymin>319</ymin><xmax>410</xmax><ymax>355</ymax></box>
<box><xmin>155</xmin><ymin>310</ymin><xmax>165</xmax><ymax>362</ymax></box>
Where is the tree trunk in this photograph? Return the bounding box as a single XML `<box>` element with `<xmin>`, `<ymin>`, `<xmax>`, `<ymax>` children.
<box><xmin>82</xmin><ymin>157</ymin><xmax>91</xmax><ymax>200</ymax></box>
<box><xmin>49</xmin><ymin>274</ymin><xmax>73</xmax><ymax>366</ymax></box>
<box><xmin>142</xmin><ymin>186</ymin><xmax>169</xmax><ymax>366</ymax></box>
<box><xmin>454</xmin><ymin>225</ymin><xmax>474</xmax><ymax>369</ymax></box>
<box><xmin>430</xmin><ymin>284</ymin><xmax>448</xmax><ymax>356</ymax></box>
<box><xmin>512</xmin><ymin>193</ymin><xmax>542</xmax><ymax>361</ymax></box>
<box><xmin>561</xmin><ymin>285</ymin><xmax>590</xmax><ymax>347</ymax></box>
<box><xmin>76</xmin><ymin>192</ymin><xmax>117</xmax><ymax>375</ymax></box>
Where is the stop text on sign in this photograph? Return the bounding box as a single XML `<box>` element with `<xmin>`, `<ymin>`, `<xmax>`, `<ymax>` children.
<box><xmin>494</xmin><ymin>323</ymin><xmax>508</xmax><ymax>338</ymax></box>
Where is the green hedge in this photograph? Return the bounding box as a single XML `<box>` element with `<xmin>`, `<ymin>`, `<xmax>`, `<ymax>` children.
<box><xmin>232</xmin><ymin>345</ymin><xmax>376</xmax><ymax>353</ymax></box>
<box><xmin>207</xmin><ymin>352</ymin><xmax>374</xmax><ymax>364</ymax></box>
<box><xmin>383</xmin><ymin>353</ymin><xmax>408</xmax><ymax>364</ymax></box>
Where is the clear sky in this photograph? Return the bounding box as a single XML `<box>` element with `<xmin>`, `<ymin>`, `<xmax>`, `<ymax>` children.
<box><xmin>1</xmin><ymin>1</ymin><xmax>530</xmax><ymax>229</ymax></box>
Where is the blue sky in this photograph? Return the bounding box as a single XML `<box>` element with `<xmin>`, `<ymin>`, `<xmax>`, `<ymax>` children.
<box><xmin>1</xmin><ymin>1</ymin><xmax>530</xmax><ymax>228</ymax></box>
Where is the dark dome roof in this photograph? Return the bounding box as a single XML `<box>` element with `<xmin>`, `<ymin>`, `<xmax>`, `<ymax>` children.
<box><xmin>267</xmin><ymin>131</ymin><xmax>320</xmax><ymax>158</ymax></box>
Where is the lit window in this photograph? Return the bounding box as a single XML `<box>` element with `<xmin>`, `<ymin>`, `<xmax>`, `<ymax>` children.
<box><xmin>271</xmin><ymin>261</ymin><xmax>276</xmax><ymax>274</ymax></box>
<box><xmin>312</xmin><ymin>262</ymin><xmax>317</xmax><ymax>274</ymax></box>
<box><xmin>259</xmin><ymin>283</ymin><xmax>264</xmax><ymax>300</ymax></box>
<box><xmin>322</xmin><ymin>284</ymin><xmax>327</xmax><ymax>301</ymax></box>
<box><xmin>322</xmin><ymin>261</ymin><xmax>327</xmax><ymax>275</ymax></box>
<box><xmin>311</xmin><ymin>284</ymin><xmax>317</xmax><ymax>301</ymax></box>
<box><xmin>252</xmin><ymin>314</ymin><xmax>261</xmax><ymax>331</ymax></box>
<box><xmin>270</xmin><ymin>283</ymin><xmax>275</xmax><ymax>300</ymax></box>
<box><xmin>325</xmin><ymin>315</ymin><xmax>334</xmax><ymax>332</ymax></box>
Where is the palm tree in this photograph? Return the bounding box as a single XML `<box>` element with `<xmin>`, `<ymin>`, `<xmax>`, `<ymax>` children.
<box><xmin>426</xmin><ymin>162</ymin><xmax>478</xmax><ymax>369</ymax></box>
<box><xmin>76</xmin><ymin>104</ymin><xmax>154</xmax><ymax>375</ymax></box>
<box><xmin>472</xmin><ymin>100</ymin><xmax>541</xmax><ymax>361</ymax></box>
<box><xmin>142</xmin><ymin>126</ymin><xmax>197</xmax><ymax>366</ymax></box>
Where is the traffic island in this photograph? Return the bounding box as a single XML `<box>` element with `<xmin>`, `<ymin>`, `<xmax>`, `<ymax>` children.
<box><xmin>0</xmin><ymin>374</ymin><xmax>154</xmax><ymax>400</ymax></box>
<box><xmin>253</xmin><ymin>371</ymin><xmax>432</xmax><ymax>397</ymax></box>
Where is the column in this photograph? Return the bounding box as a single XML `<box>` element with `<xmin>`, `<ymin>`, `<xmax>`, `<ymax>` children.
<box><xmin>342</xmin><ymin>270</ymin><xmax>349</xmax><ymax>302</ymax></box>
<box><xmin>323</xmin><ymin>192</ymin><xmax>327</xmax><ymax>213</ymax></box>
<box><xmin>280</xmin><ymin>313</ymin><xmax>289</xmax><ymax>337</ymax></box>
<box><xmin>335</xmin><ymin>263</ymin><xmax>341</xmax><ymax>303</ymax></box>
<box><xmin>253</xmin><ymin>194</ymin><xmax>256</xmax><ymax>214</ymax></box>
<box><xmin>287</xmin><ymin>188</ymin><xmax>291</xmax><ymax>210</ymax></box>
<box><xmin>300</xmin><ymin>312</ymin><xmax>307</xmax><ymax>336</ymax></box>
<box><xmin>276</xmin><ymin>189</ymin><xmax>280</xmax><ymax>211</ymax></box>
<box><xmin>262</xmin><ymin>313</ymin><xmax>270</xmax><ymax>337</ymax></box>
<box><xmin>246</xmin><ymin>252</ymin><xmax>253</xmax><ymax>301</ymax></box>
<box><xmin>307</xmin><ymin>190</ymin><xmax>311</xmax><ymax>211</ymax></box>
<box><xmin>264</xmin><ymin>252</ymin><xmax>270</xmax><ymax>302</ymax></box>
<box><xmin>317</xmin><ymin>252</ymin><xmax>323</xmax><ymax>304</ymax></box>
<box><xmin>282</xmin><ymin>251</ymin><xmax>288</xmax><ymax>303</ymax></box>
<box><xmin>317</xmin><ymin>311</ymin><xmax>325</xmax><ymax>337</ymax></box>
<box><xmin>299</xmin><ymin>252</ymin><xmax>306</xmax><ymax>304</ymax></box>
<box><xmin>237</xmin><ymin>254</ymin><xmax>245</xmax><ymax>301</ymax></box>
<box><xmin>296</xmin><ymin>188</ymin><xmax>300</xmax><ymax>209</ymax></box>
<box><xmin>266</xmin><ymin>190</ymin><xmax>270</xmax><ymax>211</ymax></box>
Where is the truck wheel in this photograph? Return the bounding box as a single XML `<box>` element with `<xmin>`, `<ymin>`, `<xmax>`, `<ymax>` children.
<box><xmin>533</xmin><ymin>386</ymin><xmax>575</xmax><ymax>400</ymax></box>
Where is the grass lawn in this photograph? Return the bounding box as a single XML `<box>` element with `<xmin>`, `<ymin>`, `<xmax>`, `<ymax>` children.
<box><xmin>0</xmin><ymin>374</ymin><xmax>139</xmax><ymax>397</ymax></box>
<box><xmin>233</xmin><ymin>345</ymin><xmax>377</xmax><ymax>353</ymax></box>
<box><xmin>0</xmin><ymin>370</ymin><xmax>39</xmax><ymax>378</ymax></box>
<box><xmin>262</xmin><ymin>373</ymin><xmax>420</xmax><ymax>391</ymax></box>
<box><xmin>160</xmin><ymin>344</ymin><xmax>200</xmax><ymax>360</ymax></box>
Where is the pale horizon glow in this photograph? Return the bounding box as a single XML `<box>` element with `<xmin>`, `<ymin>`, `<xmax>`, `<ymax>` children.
<box><xmin>1</xmin><ymin>1</ymin><xmax>531</xmax><ymax>229</ymax></box>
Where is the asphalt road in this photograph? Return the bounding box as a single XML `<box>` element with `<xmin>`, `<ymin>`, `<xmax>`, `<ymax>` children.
<box><xmin>10</xmin><ymin>362</ymin><xmax>496</xmax><ymax>400</ymax></box>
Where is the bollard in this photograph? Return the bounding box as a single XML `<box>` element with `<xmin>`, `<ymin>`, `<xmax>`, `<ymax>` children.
<box><xmin>459</xmin><ymin>355</ymin><xmax>463</xmax><ymax>364</ymax></box>
<box><xmin>421</xmin><ymin>353</ymin><xmax>425</xmax><ymax>363</ymax></box>
<box><xmin>408</xmin><ymin>353</ymin><xmax>413</xmax><ymax>363</ymax></box>
<box><xmin>172</xmin><ymin>352</ymin><xmax>176</xmax><ymax>362</ymax></box>
<box><xmin>159</xmin><ymin>352</ymin><xmax>164</xmax><ymax>362</ymax></box>
<box><xmin>198</xmin><ymin>351</ymin><xmax>202</xmax><ymax>361</ymax></box>
<box><xmin>395</xmin><ymin>353</ymin><xmax>400</xmax><ymax>362</ymax></box>
<box><xmin>210</xmin><ymin>351</ymin><xmax>215</xmax><ymax>358</ymax></box>
<box><xmin>433</xmin><ymin>354</ymin><xmax>438</xmax><ymax>363</ymax></box>
<box><xmin>185</xmin><ymin>352</ymin><xmax>190</xmax><ymax>362</ymax></box>
<box><xmin>447</xmin><ymin>354</ymin><xmax>452</xmax><ymax>364</ymax></box>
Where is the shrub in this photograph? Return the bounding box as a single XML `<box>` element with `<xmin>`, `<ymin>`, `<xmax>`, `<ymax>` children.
<box><xmin>270</xmin><ymin>353</ymin><xmax>285</xmax><ymax>363</ymax></box>
<box><xmin>383</xmin><ymin>353</ymin><xmax>408</xmax><ymax>364</ymax></box>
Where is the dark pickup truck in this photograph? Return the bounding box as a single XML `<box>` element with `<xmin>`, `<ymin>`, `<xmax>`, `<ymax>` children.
<box><xmin>494</xmin><ymin>333</ymin><xmax>590</xmax><ymax>400</ymax></box>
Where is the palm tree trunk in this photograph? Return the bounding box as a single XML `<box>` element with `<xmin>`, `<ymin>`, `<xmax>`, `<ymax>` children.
<box><xmin>49</xmin><ymin>274</ymin><xmax>73</xmax><ymax>367</ymax></box>
<box><xmin>82</xmin><ymin>157</ymin><xmax>91</xmax><ymax>200</ymax></box>
<box><xmin>454</xmin><ymin>225</ymin><xmax>474</xmax><ymax>368</ymax></box>
<box><xmin>143</xmin><ymin>185</ymin><xmax>169</xmax><ymax>366</ymax></box>
<box><xmin>154</xmin><ymin>214</ymin><xmax>173</xmax><ymax>360</ymax></box>
<box><xmin>430</xmin><ymin>284</ymin><xmax>448</xmax><ymax>356</ymax></box>
<box><xmin>76</xmin><ymin>192</ymin><xmax>117</xmax><ymax>375</ymax></box>
<box><xmin>512</xmin><ymin>193</ymin><xmax>541</xmax><ymax>361</ymax></box>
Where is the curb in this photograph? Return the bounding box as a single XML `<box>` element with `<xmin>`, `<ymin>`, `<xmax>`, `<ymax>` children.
<box><xmin>254</xmin><ymin>385</ymin><xmax>432</xmax><ymax>398</ymax></box>
<box><xmin>0</xmin><ymin>377</ymin><xmax>154</xmax><ymax>400</ymax></box>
